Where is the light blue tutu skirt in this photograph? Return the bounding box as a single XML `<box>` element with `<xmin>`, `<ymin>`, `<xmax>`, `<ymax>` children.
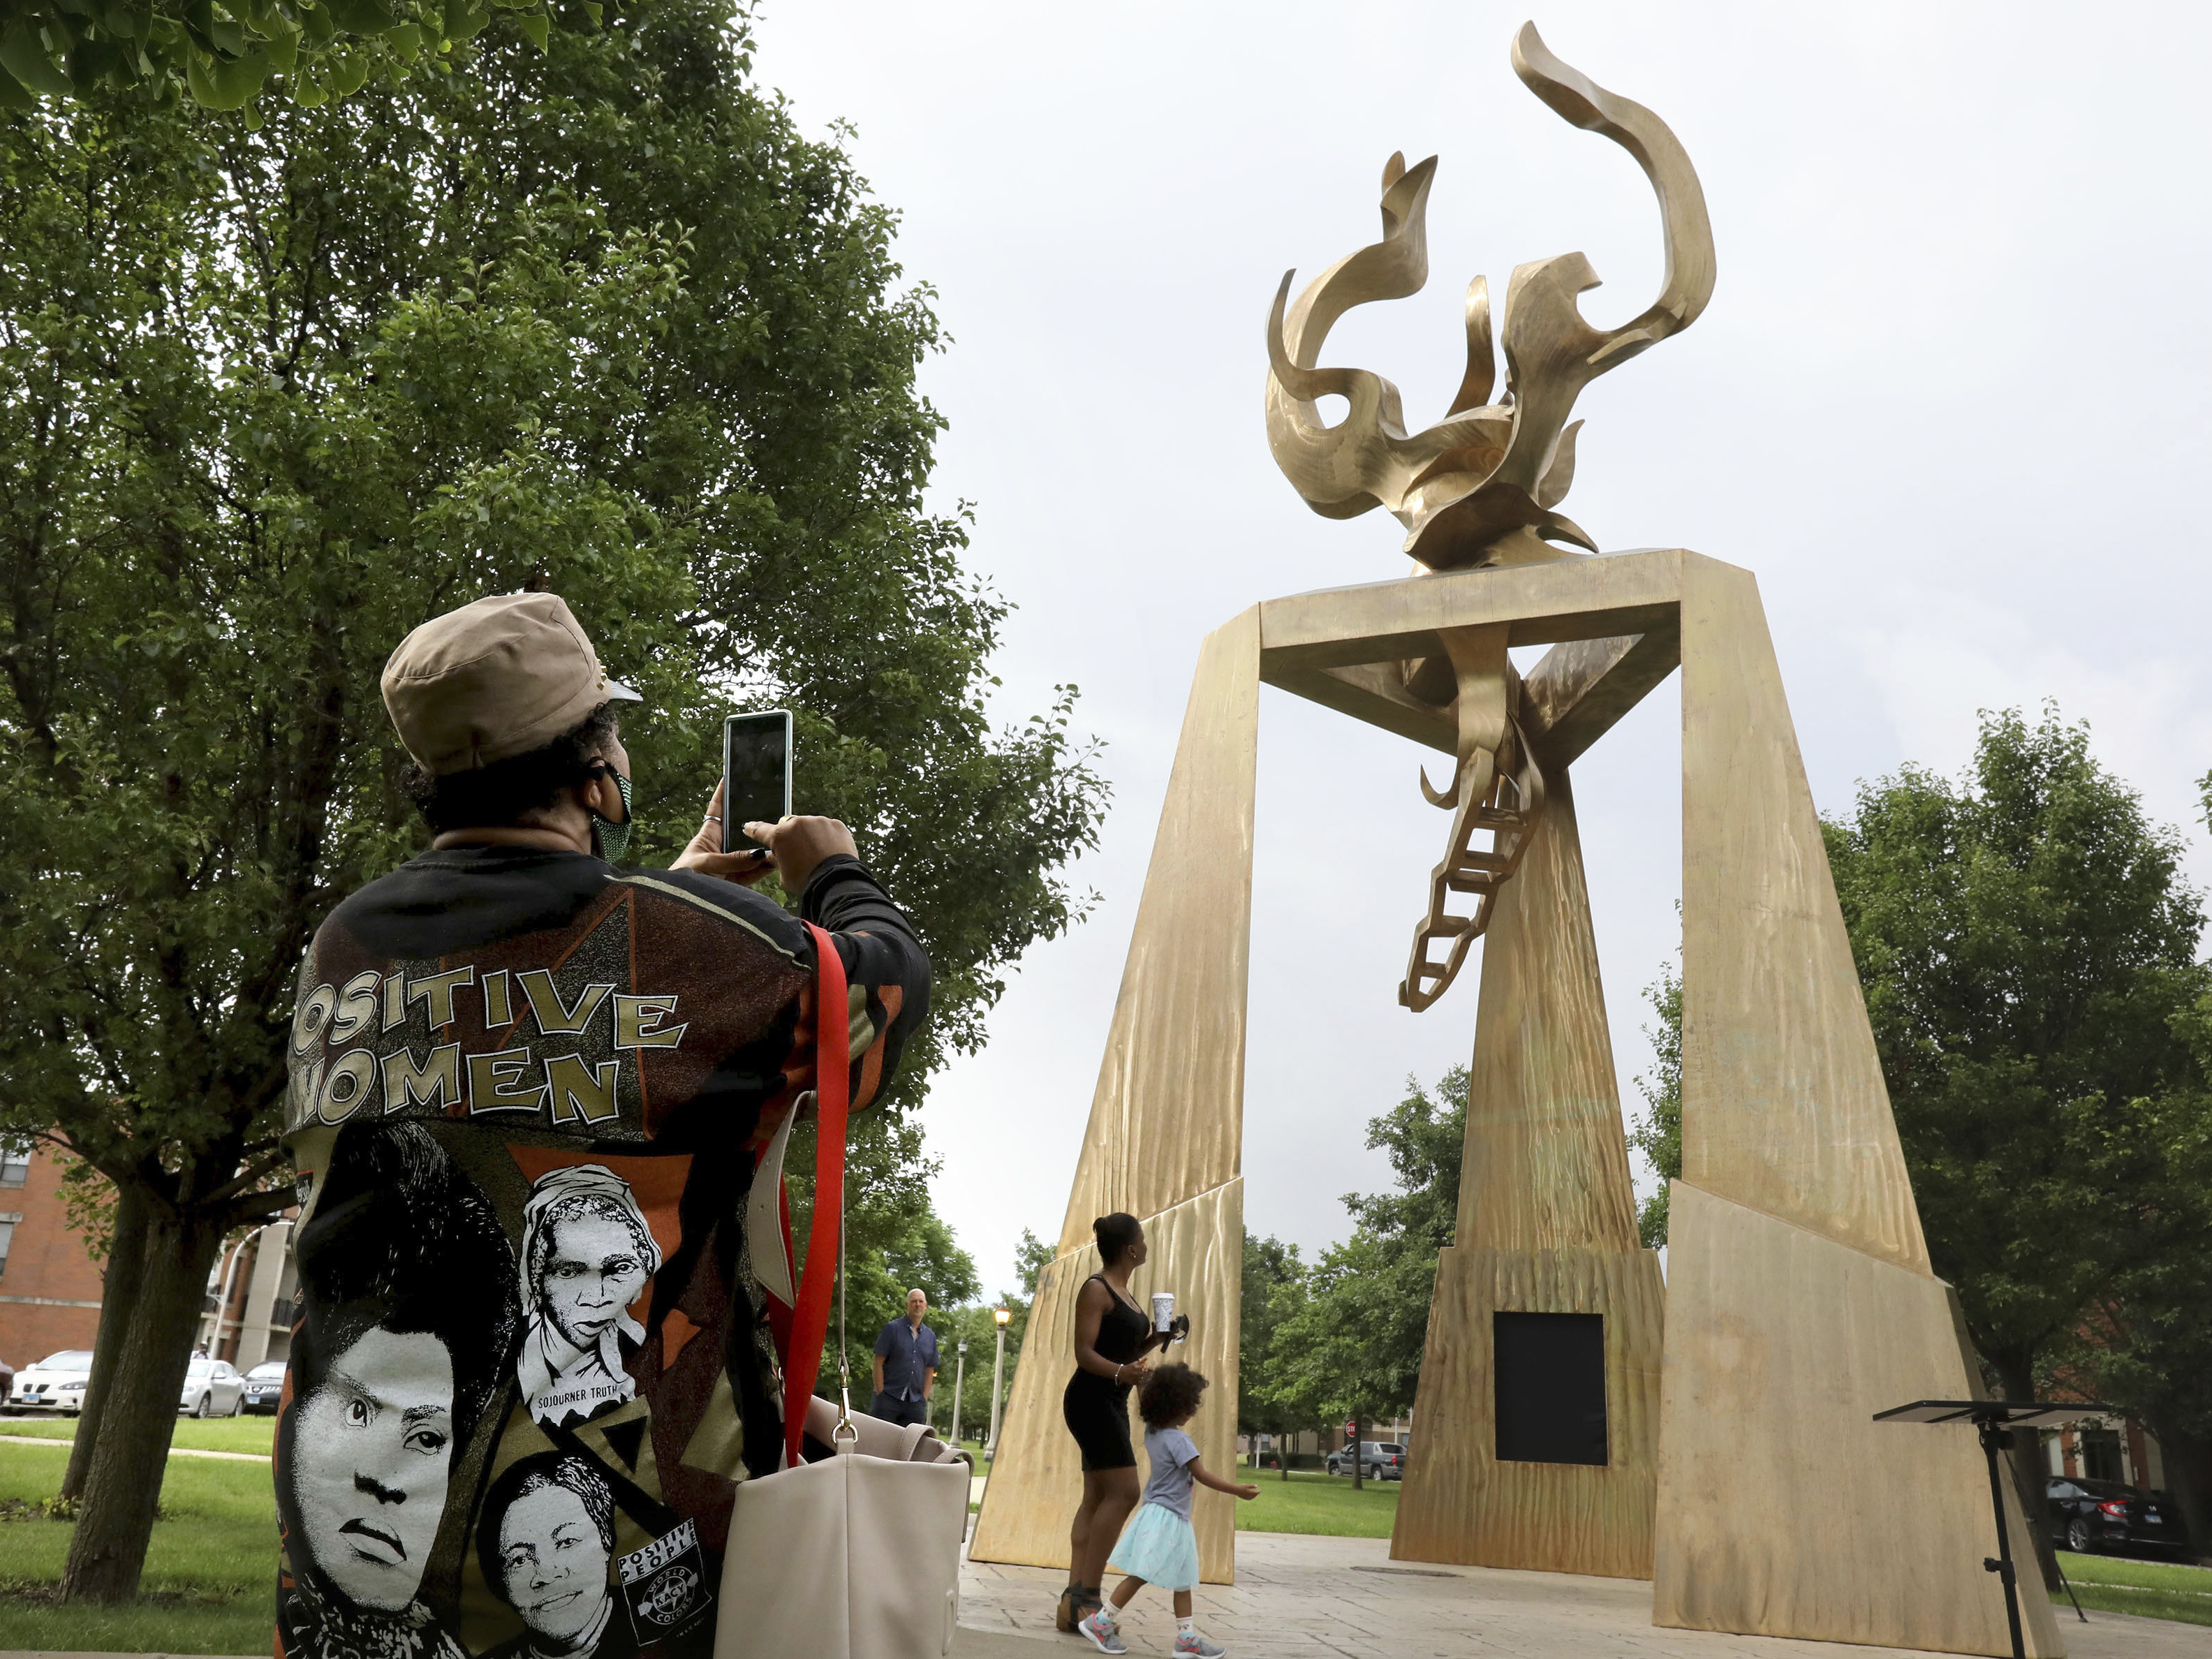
<box><xmin>1107</xmin><ymin>1501</ymin><xmax>1200</xmax><ymax>1591</ymax></box>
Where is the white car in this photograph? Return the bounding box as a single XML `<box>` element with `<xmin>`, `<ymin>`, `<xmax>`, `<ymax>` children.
<box><xmin>13</xmin><ymin>1350</ymin><xmax>94</xmax><ymax>1414</ymax></box>
<box><xmin>180</xmin><ymin>1356</ymin><xmax>246</xmax><ymax>1417</ymax></box>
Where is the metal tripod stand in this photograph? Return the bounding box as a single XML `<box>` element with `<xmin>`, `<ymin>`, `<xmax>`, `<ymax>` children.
<box><xmin>1873</xmin><ymin>1398</ymin><xmax>2110</xmax><ymax>1659</ymax></box>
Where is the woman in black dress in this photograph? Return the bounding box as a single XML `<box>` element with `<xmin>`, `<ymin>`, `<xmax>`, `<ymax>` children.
<box><xmin>1056</xmin><ymin>1212</ymin><xmax>1185</xmax><ymax>1632</ymax></box>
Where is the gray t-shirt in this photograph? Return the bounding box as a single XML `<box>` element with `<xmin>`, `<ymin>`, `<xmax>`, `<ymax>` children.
<box><xmin>1141</xmin><ymin>1426</ymin><xmax>1200</xmax><ymax>1520</ymax></box>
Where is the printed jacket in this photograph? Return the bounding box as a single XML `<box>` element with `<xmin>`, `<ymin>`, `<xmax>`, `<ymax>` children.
<box><xmin>275</xmin><ymin>845</ymin><xmax>928</xmax><ymax>1659</ymax></box>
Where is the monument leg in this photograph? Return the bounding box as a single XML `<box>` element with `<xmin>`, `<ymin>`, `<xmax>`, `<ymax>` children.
<box><xmin>1393</xmin><ymin>771</ymin><xmax>1663</xmax><ymax>1577</ymax></box>
<box><xmin>1655</xmin><ymin>556</ymin><xmax>2062</xmax><ymax>1656</ymax></box>
<box><xmin>968</xmin><ymin>609</ymin><xmax>1258</xmax><ymax>1586</ymax></box>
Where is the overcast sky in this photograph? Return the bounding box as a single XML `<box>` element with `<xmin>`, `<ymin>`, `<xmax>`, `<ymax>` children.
<box><xmin>747</xmin><ymin>1</ymin><xmax>2212</xmax><ymax>1298</ymax></box>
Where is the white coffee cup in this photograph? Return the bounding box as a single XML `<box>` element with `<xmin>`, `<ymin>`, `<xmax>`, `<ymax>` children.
<box><xmin>1151</xmin><ymin>1291</ymin><xmax>1175</xmax><ymax>1334</ymax></box>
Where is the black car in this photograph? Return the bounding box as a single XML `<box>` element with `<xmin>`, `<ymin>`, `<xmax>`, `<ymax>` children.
<box><xmin>240</xmin><ymin>1361</ymin><xmax>287</xmax><ymax>1415</ymax></box>
<box><xmin>2047</xmin><ymin>1476</ymin><xmax>2189</xmax><ymax>1556</ymax></box>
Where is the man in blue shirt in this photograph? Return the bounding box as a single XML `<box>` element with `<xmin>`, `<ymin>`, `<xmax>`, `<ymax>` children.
<box><xmin>870</xmin><ymin>1287</ymin><xmax>939</xmax><ymax>1427</ymax></box>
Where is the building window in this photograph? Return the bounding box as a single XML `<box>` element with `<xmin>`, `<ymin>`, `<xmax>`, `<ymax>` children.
<box><xmin>2080</xmin><ymin>1426</ymin><xmax>2125</xmax><ymax>1484</ymax></box>
<box><xmin>0</xmin><ymin>1218</ymin><xmax>17</xmax><ymax>1280</ymax></box>
<box><xmin>0</xmin><ymin>1144</ymin><xmax>28</xmax><ymax>1188</ymax></box>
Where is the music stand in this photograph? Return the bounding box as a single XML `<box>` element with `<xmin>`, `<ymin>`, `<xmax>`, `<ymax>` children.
<box><xmin>1873</xmin><ymin>1399</ymin><xmax>2109</xmax><ymax>1659</ymax></box>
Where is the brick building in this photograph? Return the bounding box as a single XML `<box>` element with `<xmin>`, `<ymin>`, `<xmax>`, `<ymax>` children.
<box><xmin>0</xmin><ymin>1145</ymin><xmax>301</xmax><ymax>1378</ymax></box>
<box><xmin>2048</xmin><ymin>1417</ymin><xmax>2160</xmax><ymax>1486</ymax></box>
<box><xmin>198</xmin><ymin>1220</ymin><xmax>299</xmax><ymax>1371</ymax></box>
<box><xmin>0</xmin><ymin>1144</ymin><xmax>106</xmax><ymax>1369</ymax></box>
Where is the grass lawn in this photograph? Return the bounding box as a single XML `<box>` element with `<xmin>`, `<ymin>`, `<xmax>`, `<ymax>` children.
<box><xmin>0</xmin><ymin>1414</ymin><xmax>275</xmax><ymax>1455</ymax></box>
<box><xmin>2056</xmin><ymin>1548</ymin><xmax>2212</xmax><ymax>1626</ymax></box>
<box><xmin>968</xmin><ymin>1453</ymin><xmax>1399</xmax><ymax>1540</ymax></box>
<box><xmin>1232</xmin><ymin>1468</ymin><xmax>1399</xmax><ymax>1538</ymax></box>
<box><xmin>0</xmin><ymin>1442</ymin><xmax>274</xmax><ymax>1653</ymax></box>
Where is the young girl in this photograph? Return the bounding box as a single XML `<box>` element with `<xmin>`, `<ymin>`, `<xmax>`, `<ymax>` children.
<box><xmin>1078</xmin><ymin>1364</ymin><xmax>1258</xmax><ymax>1657</ymax></box>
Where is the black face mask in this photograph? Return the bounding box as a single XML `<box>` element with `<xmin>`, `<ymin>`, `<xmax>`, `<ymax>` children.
<box><xmin>590</xmin><ymin>770</ymin><xmax>635</xmax><ymax>863</ymax></box>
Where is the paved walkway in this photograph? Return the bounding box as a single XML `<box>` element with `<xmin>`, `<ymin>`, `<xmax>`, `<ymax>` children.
<box><xmin>957</xmin><ymin>1531</ymin><xmax>2208</xmax><ymax>1658</ymax></box>
<box><xmin>0</xmin><ymin>1538</ymin><xmax>2195</xmax><ymax>1659</ymax></box>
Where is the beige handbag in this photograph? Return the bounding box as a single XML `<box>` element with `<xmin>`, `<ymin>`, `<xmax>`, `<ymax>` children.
<box><xmin>714</xmin><ymin>923</ymin><xmax>972</xmax><ymax>1659</ymax></box>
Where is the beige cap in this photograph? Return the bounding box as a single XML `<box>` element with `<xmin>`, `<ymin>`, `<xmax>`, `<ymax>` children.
<box><xmin>381</xmin><ymin>592</ymin><xmax>641</xmax><ymax>775</ymax></box>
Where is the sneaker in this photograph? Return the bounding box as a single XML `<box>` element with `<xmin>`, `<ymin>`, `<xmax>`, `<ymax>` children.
<box><xmin>1174</xmin><ymin>1633</ymin><xmax>1226</xmax><ymax>1658</ymax></box>
<box><xmin>1077</xmin><ymin>1609</ymin><xmax>1128</xmax><ymax>1654</ymax></box>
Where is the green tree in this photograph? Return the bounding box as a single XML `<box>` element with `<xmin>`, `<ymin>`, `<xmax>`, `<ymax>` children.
<box><xmin>1261</xmin><ymin>1068</ymin><xmax>1466</xmax><ymax>1479</ymax></box>
<box><xmin>1824</xmin><ymin>706</ymin><xmax>2212</xmax><ymax>1581</ymax></box>
<box><xmin>0</xmin><ymin>0</ymin><xmax>1104</xmax><ymax>1601</ymax></box>
<box><xmin>0</xmin><ymin>0</ymin><xmax>555</xmax><ymax>114</ymax></box>
<box><xmin>1013</xmin><ymin>1227</ymin><xmax>1054</xmax><ymax>1294</ymax></box>
<box><xmin>788</xmin><ymin>1111</ymin><xmax>980</xmax><ymax>1408</ymax></box>
<box><xmin>2056</xmin><ymin>776</ymin><xmax>2212</xmax><ymax>1554</ymax></box>
<box><xmin>2066</xmin><ymin>1246</ymin><xmax>2212</xmax><ymax>1552</ymax></box>
<box><xmin>932</xmin><ymin>1228</ymin><xmax>1052</xmax><ymax>1444</ymax></box>
<box><xmin>1237</xmin><ymin>1231</ymin><xmax>1303</xmax><ymax>1477</ymax></box>
<box><xmin>1625</xmin><ymin>959</ymin><xmax>1681</xmax><ymax>1248</ymax></box>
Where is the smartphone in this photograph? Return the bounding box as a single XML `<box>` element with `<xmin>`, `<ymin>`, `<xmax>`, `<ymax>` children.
<box><xmin>722</xmin><ymin>711</ymin><xmax>794</xmax><ymax>853</ymax></box>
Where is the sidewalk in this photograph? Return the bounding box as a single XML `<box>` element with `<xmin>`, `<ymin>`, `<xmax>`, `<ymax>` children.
<box><xmin>957</xmin><ymin>1531</ymin><xmax>2207</xmax><ymax>1658</ymax></box>
<box><xmin>0</xmin><ymin>1539</ymin><xmax>2195</xmax><ymax>1659</ymax></box>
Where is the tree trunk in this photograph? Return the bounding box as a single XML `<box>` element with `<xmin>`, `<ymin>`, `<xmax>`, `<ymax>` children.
<box><xmin>1351</xmin><ymin>1411</ymin><xmax>1363</xmax><ymax>1491</ymax></box>
<box><xmin>60</xmin><ymin>1183</ymin><xmax>152</xmax><ymax>1505</ymax></box>
<box><xmin>59</xmin><ymin>1204</ymin><xmax>226</xmax><ymax>1603</ymax></box>
<box><xmin>2144</xmin><ymin>1414</ymin><xmax>2211</xmax><ymax>1564</ymax></box>
<box><xmin>1990</xmin><ymin>1353</ymin><xmax>2061</xmax><ymax>1593</ymax></box>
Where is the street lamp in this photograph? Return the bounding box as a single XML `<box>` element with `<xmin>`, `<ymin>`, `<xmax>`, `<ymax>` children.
<box><xmin>951</xmin><ymin>1340</ymin><xmax>968</xmax><ymax>1447</ymax></box>
<box><xmin>986</xmin><ymin>1306</ymin><xmax>1012</xmax><ymax>1460</ymax></box>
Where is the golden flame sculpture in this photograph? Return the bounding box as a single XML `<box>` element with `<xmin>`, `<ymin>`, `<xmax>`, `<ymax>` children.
<box><xmin>1262</xmin><ymin>20</ymin><xmax>1716</xmax><ymax>1009</ymax></box>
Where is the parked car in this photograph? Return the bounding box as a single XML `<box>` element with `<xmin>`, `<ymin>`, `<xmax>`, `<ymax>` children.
<box><xmin>12</xmin><ymin>1350</ymin><xmax>93</xmax><ymax>1414</ymax></box>
<box><xmin>241</xmin><ymin>1361</ymin><xmax>287</xmax><ymax>1415</ymax></box>
<box><xmin>1327</xmin><ymin>1441</ymin><xmax>1406</xmax><ymax>1480</ymax></box>
<box><xmin>2047</xmin><ymin>1476</ymin><xmax>2189</xmax><ymax>1556</ymax></box>
<box><xmin>0</xmin><ymin>1355</ymin><xmax>13</xmax><ymax>1406</ymax></box>
<box><xmin>180</xmin><ymin>1355</ymin><xmax>246</xmax><ymax>1418</ymax></box>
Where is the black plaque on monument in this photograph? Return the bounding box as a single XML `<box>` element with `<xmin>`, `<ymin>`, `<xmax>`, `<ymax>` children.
<box><xmin>1494</xmin><ymin>1311</ymin><xmax>1607</xmax><ymax>1466</ymax></box>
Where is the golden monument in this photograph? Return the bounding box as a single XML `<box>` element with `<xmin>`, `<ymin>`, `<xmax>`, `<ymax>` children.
<box><xmin>972</xmin><ymin>22</ymin><xmax>2061</xmax><ymax>1656</ymax></box>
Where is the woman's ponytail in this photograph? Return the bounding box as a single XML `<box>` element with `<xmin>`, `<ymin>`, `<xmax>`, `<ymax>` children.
<box><xmin>1092</xmin><ymin>1212</ymin><xmax>1141</xmax><ymax>1266</ymax></box>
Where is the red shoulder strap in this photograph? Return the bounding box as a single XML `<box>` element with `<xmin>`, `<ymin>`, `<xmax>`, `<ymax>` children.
<box><xmin>783</xmin><ymin>921</ymin><xmax>849</xmax><ymax>1470</ymax></box>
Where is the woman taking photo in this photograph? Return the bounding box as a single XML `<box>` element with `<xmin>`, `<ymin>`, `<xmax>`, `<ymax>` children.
<box><xmin>1056</xmin><ymin>1212</ymin><xmax>1187</xmax><ymax>1632</ymax></box>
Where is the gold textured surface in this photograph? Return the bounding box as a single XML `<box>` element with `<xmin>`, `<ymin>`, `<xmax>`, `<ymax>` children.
<box><xmin>985</xmin><ymin>550</ymin><xmax>2028</xmax><ymax>1644</ymax></box>
<box><xmin>1678</xmin><ymin>556</ymin><xmax>1931</xmax><ymax>1273</ymax></box>
<box><xmin>1396</xmin><ymin>772</ymin><xmax>1662</xmax><ymax>1577</ymax></box>
<box><xmin>1256</xmin><ymin>547</ymin><xmax>1681</xmax><ymax>672</ymax></box>
<box><xmin>967</xmin><ymin>1181</ymin><xmax>1244</xmax><ymax>1586</ymax></box>
<box><xmin>1054</xmin><ymin>608</ymin><xmax>1259</xmax><ymax>1251</ymax></box>
<box><xmin>1394</xmin><ymin>1244</ymin><xmax>1662</xmax><ymax>1578</ymax></box>
<box><xmin>1519</xmin><ymin>621</ymin><xmax>1681</xmax><ymax>771</ymax></box>
<box><xmin>1655</xmin><ymin>1182</ymin><xmax>2063</xmax><ymax>1656</ymax></box>
<box><xmin>1454</xmin><ymin>772</ymin><xmax>1639</xmax><ymax>1255</ymax></box>
<box><xmin>1660</xmin><ymin>554</ymin><xmax>2055</xmax><ymax>1649</ymax></box>
<box><xmin>1262</xmin><ymin>25</ymin><xmax>1713</xmax><ymax>571</ymax></box>
<box><xmin>1399</xmin><ymin>624</ymin><xmax>1547</xmax><ymax>1010</ymax></box>
<box><xmin>968</xmin><ymin>608</ymin><xmax>1260</xmax><ymax>1587</ymax></box>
